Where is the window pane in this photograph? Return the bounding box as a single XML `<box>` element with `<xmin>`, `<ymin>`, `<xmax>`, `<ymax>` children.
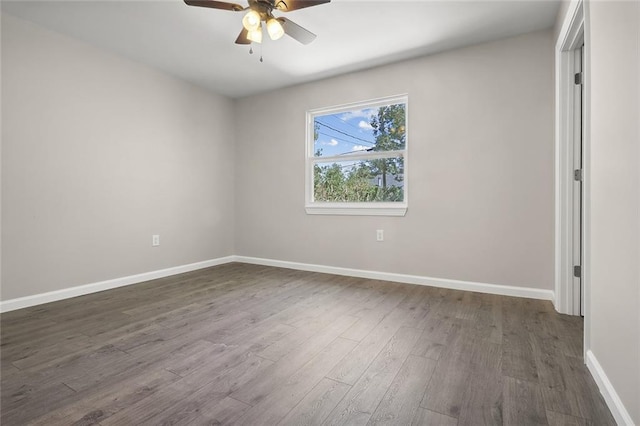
<box><xmin>313</xmin><ymin>158</ymin><xmax>404</xmax><ymax>202</ymax></box>
<box><xmin>313</xmin><ymin>103</ymin><xmax>406</xmax><ymax>158</ymax></box>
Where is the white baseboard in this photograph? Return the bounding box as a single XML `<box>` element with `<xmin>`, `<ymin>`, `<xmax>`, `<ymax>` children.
<box><xmin>1</xmin><ymin>254</ymin><xmax>554</xmax><ymax>313</ymax></box>
<box><xmin>0</xmin><ymin>256</ymin><xmax>235</xmax><ymax>313</ymax></box>
<box><xmin>585</xmin><ymin>350</ymin><xmax>635</xmax><ymax>426</ymax></box>
<box><xmin>233</xmin><ymin>256</ymin><xmax>555</xmax><ymax>301</ymax></box>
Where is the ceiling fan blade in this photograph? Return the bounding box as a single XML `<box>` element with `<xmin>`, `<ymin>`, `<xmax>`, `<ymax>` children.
<box><xmin>235</xmin><ymin>28</ymin><xmax>251</xmax><ymax>44</ymax></box>
<box><xmin>274</xmin><ymin>0</ymin><xmax>330</xmax><ymax>12</ymax></box>
<box><xmin>183</xmin><ymin>0</ymin><xmax>245</xmax><ymax>12</ymax></box>
<box><xmin>279</xmin><ymin>17</ymin><xmax>316</xmax><ymax>45</ymax></box>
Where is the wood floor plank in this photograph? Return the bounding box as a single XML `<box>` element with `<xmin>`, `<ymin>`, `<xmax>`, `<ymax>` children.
<box><xmin>9</xmin><ymin>333</ymin><xmax>94</xmax><ymax>370</ymax></box>
<box><xmin>160</xmin><ymin>339</ymin><xmax>231</xmax><ymax>377</ymax></box>
<box><xmin>541</xmin><ymin>355</ymin><xmax>617</xmax><ymax>425</ymax></box>
<box><xmin>503</xmin><ymin>376</ymin><xmax>547</xmax><ymax>425</ymax></box>
<box><xmin>368</xmin><ymin>355</ymin><xmax>437</xmax><ymax>426</ymax></box>
<box><xmin>420</xmin><ymin>358</ymin><xmax>471</xmax><ymax>418</ymax></box>
<box><xmin>258</xmin><ymin>300</ymin><xmax>357</xmax><ymax>361</ymax></box>
<box><xmin>62</xmin><ymin>336</ymin><xmax>201</xmax><ymax>392</ymax></box>
<box><xmin>27</xmin><ymin>368</ymin><xmax>181</xmax><ymax>425</ymax></box>
<box><xmin>417</xmin><ymin>314</ymin><xmax>455</xmax><ymax>345</ymax></box>
<box><xmin>340</xmin><ymin>289</ymin><xmax>407</xmax><ymax>341</ymax></box>
<box><xmin>501</xmin><ymin>299</ymin><xmax>539</xmax><ymax>382</ymax></box>
<box><xmin>555</xmin><ymin>315</ymin><xmax>585</xmax><ymax>358</ymax></box>
<box><xmin>134</xmin><ymin>356</ymin><xmax>274</xmax><ymax>426</ymax></box>
<box><xmin>399</xmin><ymin>285</ymin><xmax>433</xmax><ymax>329</ymax></box>
<box><xmin>230</xmin><ymin>314</ymin><xmax>358</xmax><ymax>405</ymax></box>
<box><xmin>99</xmin><ymin>379</ymin><xmax>194</xmax><ymax>425</ymax></box>
<box><xmin>546</xmin><ymin>410</ymin><xmax>595</xmax><ymax>426</ymax></box>
<box><xmin>282</xmin><ymin>277</ymin><xmax>363</xmax><ymax>328</ymax></box>
<box><xmin>185</xmin><ymin>396</ymin><xmax>251</xmax><ymax>425</ymax></box>
<box><xmin>0</xmin><ymin>263</ymin><xmax>617</xmax><ymax>426</ymax></box>
<box><xmin>2</xmin><ymin>342</ymin><xmax>133</xmax><ymax>402</ymax></box>
<box><xmin>233</xmin><ymin>337</ymin><xmax>357</xmax><ymax>425</ymax></box>
<box><xmin>411</xmin><ymin>408</ymin><xmax>458</xmax><ymax>426</ymax></box>
<box><xmin>456</xmin><ymin>370</ymin><xmax>504</xmax><ymax>425</ymax></box>
<box><xmin>420</xmin><ymin>330</ymin><xmax>472</xmax><ymax>418</ymax></box>
<box><xmin>178</xmin><ymin>345</ymin><xmax>273</xmax><ymax>389</ymax></box>
<box><xmin>201</xmin><ymin>279</ymin><xmax>325</xmax><ymax>343</ymax></box>
<box><xmin>530</xmin><ymin>333</ymin><xmax>570</xmax><ymax>392</ymax></box>
<box><xmin>326</xmin><ymin>296</ymin><xmax>415</xmax><ymax>385</ymax></box>
<box><xmin>410</xmin><ymin>335</ymin><xmax>445</xmax><ymax>360</ymax></box>
<box><xmin>1</xmin><ymin>381</ymin><xmax>78</xmax><ymax>425</ymax></box>
<box><xmin>182</xmin><ymin>350</ymin><xmax>274</xmax><ymax>395</ymax></box>
<box><xmin>278</xmin><ymin>378</ymin><xmax>351</xmax><ymax>426</ymax></box>
<box><xmin>322</xmin><ymin>327</ymin><xmax>422</xmax><ymax>426</ymax></box>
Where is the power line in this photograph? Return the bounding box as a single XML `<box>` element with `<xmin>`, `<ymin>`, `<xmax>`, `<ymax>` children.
<box><xmin>315</xmin><ymin>121</ymin><xmax>375</xmax><ymax>145</ymax></box>
<box><xmin>328</xmin><ymin>113</ymin><xmax>374</xmax><ymax>134</ymax></box>
<box><xmin>314</xmin><ymin>161</ymin><xmax>365</xmax><ymax>169</ymax></box>
<box><xmin>316</xmin><ymin>131</ymin><xmax>373</xmax><ymax>148</ymax></box>
<box><xmin>337</xmin><ymin>148</ymin><xmax>373</xmax><ymax>156</ymax></box>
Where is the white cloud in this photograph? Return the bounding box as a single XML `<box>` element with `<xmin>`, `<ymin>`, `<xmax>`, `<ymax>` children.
<box><xmin>320</xmin><ymin>139</ymin><xmax>339</xmax><ymax>146</ymax></box>
<box><xmin>352</xmin><ymin>145</ymin><xmax>368</xmax><ymax>151</ymax></box>
<box><xmin>340</xmin><ymin>108</ymin><xmax>375</xmax><ymax>121</ymax></box>
<box><xmin>358</xmin><ymin>120</ymin><xmax>373</xmax><ymax>130</ymax></box>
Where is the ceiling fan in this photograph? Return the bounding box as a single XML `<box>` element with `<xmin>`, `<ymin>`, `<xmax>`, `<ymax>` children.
<box><xmin>184</xmin><ymin>0</ymin><xmax>331</xmax><ymax>45</ymax></box>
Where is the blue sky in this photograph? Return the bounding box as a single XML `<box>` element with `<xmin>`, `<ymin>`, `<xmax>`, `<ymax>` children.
<box><xmin>314</xmin><ymin>108</ymin><xmax>377</xmax><ymax>158</ymax></box>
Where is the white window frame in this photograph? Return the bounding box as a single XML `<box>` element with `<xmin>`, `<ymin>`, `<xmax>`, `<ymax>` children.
<box><xmin>305</xmin><ymin>94</ymin><xmax>409</xmax><ymax>216</ymax></box>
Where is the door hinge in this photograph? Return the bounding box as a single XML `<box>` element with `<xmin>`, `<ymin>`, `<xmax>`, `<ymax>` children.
<box><xmin>574</xmin><ymin>265</ymin><xmax>582</xmax><ymax>278</ymax></box>
<box><xmin>574</xmin><ymin>72</ymin><xmax>583</xmax><ymax>85</ymax></box>
<box><xmin>574</xmin><ymin>169</ymin><xmax>583</xmax><ymax>181</ymax></box>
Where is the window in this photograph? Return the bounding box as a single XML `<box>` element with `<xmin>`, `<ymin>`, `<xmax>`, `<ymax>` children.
<box><xmin>305</xmin><ymin>94</ymin><xmax>408</xmax><ymax>216</ymax></box>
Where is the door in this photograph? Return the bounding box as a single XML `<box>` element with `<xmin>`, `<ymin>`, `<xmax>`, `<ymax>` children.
<box><xmin>572</xmin><ymin>44</ymin><xmax>584</xmax><ymax>316</ymax></box>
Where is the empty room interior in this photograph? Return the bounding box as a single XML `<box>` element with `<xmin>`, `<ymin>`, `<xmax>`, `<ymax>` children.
<box><xmin>1</xmin><ymin>0</ymin><xmax>638</xmax><ymax>425</ymax></box>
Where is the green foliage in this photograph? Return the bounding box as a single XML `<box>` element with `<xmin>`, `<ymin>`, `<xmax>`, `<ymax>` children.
<box><xmin>314</xmin><ymin>162</ymin><xmax>403</xmax><ymax>202</ymax></box>
<box><xmin>371</xmin><ymin>104</ymin><xmax>406</xmax><ymax>151</ymax></box>
<box><xmin>368</xmin><ymin>103</ymin><xmax>405</xmax><ymax>190</ymax></box>
<box><xmin>313</xmin><ymin>103</ymin><xmax>406</xmax><ymax>203</ymax></box>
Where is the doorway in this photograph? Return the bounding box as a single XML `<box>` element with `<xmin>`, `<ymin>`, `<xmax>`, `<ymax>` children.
<box><xmin>555</xmin><ymin>0</ymin><xmax>587</xmax><ymax>319</ymax></box>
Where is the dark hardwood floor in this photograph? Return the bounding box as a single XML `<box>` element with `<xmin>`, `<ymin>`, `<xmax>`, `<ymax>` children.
<box><xmin>0</xmin><ymin>263</ymin><xmax>616</xmax><ymax>425</ymax></box>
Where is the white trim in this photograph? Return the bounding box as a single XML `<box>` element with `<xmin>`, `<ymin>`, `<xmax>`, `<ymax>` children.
<box><xmin>585</xmin><ymin>350</ymin><xmax>635</xmax><ymax>426</ymax></box>
<box><xmin>307</xmin><ymin>95</ymin><xmax>409</xmax><ymax>117</ymax></box>
<box><xmin>305</xmin><ymin>205</ymin><xmax>407</xmax><ymax>216</ymax></box>
<box><xmin>555</xmin><ymin>0</ymin><xmax>585</xmax><ymax>315</ymax></box>
<box><xmin>581</xmin><ymin>0</ymin><xmax>592</xmax><ymax>355</ymax></box>
<box><xmin>314</xmin><ymin>150</ymin><xmax>405</xmax><ymax>164</ymax></box>
<box><xmin>234</xmin><ymin>256</ymin><xmax>554</xmax><ymax>301</ymax></box>
<box><xmin>0</xmin><ymin>256</ymin><xmax>235</xmax><ymax>313</ymax></box>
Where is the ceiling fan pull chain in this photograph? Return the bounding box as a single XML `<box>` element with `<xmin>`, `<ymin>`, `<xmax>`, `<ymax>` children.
<box><xmin>249</xmin><ymin>45</ymin><xmax>253</xmax><ymax>54</ymax></box>
<box><xmin>260</xmin><ymin>44</ymin><xmax>263</xmax><ymax>63</ymax></box>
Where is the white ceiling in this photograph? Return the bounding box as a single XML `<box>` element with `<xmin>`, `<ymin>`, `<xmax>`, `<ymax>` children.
<box><xmin>2</xmin><ymin>0</ymin><xmax>560</xmax><ymax>98</ymax></box>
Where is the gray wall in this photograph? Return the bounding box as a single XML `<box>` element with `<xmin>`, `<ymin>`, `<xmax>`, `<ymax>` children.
<box><xmin>586</xmin><ymin>1</ymin><xmax>640</xmax><ymax>422</ymax></box>
<box><xmin>235</xmin><ymin>29</ymin><xmax>555</xmax><ymax>290</ymax></box>
<box><xmin>1</xmin><ymin>14</ymin><xmax>236</xmax><ymax>300</ymax></box>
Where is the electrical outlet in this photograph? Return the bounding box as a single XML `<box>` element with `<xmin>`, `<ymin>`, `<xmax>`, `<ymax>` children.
<box><xmin>152</xmin><ymin>235</ymin><xmax>160</xmax><ymax>247</ymax></box>
<box><xmin>376</xmin><ymin>229</ymin><xmax>384</xmax><ymax>242</ymax></box>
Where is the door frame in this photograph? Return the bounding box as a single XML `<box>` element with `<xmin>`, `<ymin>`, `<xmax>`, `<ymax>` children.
<box><xmin>555</xmin><ymin>0</ymin><xmax>589</xmax><ymax>323</ymax></box>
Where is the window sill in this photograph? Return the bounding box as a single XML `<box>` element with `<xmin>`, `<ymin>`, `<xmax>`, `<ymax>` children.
<box><xmin>305</xmin><ymin>204</ymin><xmax>407</xmax><ymax>217</ymax></box>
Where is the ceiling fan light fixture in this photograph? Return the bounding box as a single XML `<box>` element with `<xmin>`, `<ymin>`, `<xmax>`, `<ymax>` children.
<box><xmin>242</xmin><ymin>9</ymin><xmax>261</xmax><ymax>31</ymax></box>
<box><xmin>247</xmin><ymin>24</ymin><xmax>263</xmax><ymax>43</ymax></box>
<box><xmin>266</xmin><ymin>17</ymin><xmax>285</xmax><ymax>40</ymax></box>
